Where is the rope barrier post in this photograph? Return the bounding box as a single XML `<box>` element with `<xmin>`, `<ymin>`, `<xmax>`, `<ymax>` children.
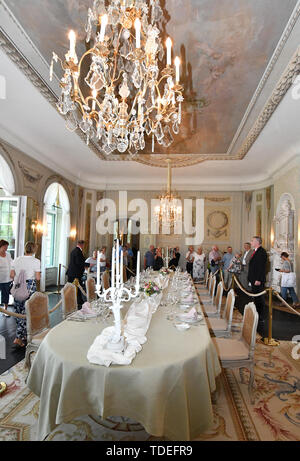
<box><xmin>263</xmin><ymin>287</ymin><xmax>280</xmax><ymax>347</ymax></box>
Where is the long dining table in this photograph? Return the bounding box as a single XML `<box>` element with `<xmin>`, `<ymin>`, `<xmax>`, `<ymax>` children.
<box><xmin>27</xmin><ymin>275</ymin><xmax>221</xmax><ymax>441</ymax></box>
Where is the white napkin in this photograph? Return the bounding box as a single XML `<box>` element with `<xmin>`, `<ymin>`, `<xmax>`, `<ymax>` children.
<box><xmin>178</xmin><ymin>307</ymin><xmax>199</xmax><ymax>322</ymax></box>
<box><xmin>87</xmin><ymin>292</ymin><xmax>162</xmax><ymax>367</ymax></box>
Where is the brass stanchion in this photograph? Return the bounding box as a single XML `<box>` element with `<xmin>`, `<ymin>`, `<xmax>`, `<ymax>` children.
<box><xmin>263</xmin><ymin>288</ymin><xmax>280</xmax><ymax>347</ymax></box>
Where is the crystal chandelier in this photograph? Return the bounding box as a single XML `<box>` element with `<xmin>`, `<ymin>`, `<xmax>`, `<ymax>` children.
<box><xmin>154</xmin><ymin>159</ymin><xmax>182</xmax><ymax>227</ymax></box>
<box><xmin>50</xmin><ymin>0</ymin><xmax>184</xmax><ymax>156</ymax></box>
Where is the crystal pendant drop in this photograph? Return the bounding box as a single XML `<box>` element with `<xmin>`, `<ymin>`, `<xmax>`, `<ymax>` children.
<box><xmin>132</xmin><ymin>62</ymin><xmax>142</xmax><ymax>88</ymax></box>
<box><xmin>172</xmin><ymin>120</ymin><xmax>179</xmax><ymax>134</ymax></box>
<box><xmin>155</xmin><ymin>121</ymin><xmax>164</xmax><ymax>141</ymax></box>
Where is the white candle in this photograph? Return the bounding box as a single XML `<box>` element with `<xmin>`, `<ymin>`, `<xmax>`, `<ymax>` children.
<box><xmin>135</xmin><ymin>18</ymin><xmax>141</xmax><ymax>49</ymax></box>
<box><xmin>120</xmin><ymin>249</ymin><xmax>124</xmax><ymax>285</ymax></box>
<box><xmin>175</xmin><ymin>56</ymin><xmax>180</xmax><ymax>83</ymax></box>
<box><xmin>92</xmin><ymin>89</ymin><xmax>97</xmax><ymax>111</ymax></box>
<box><xmin>97</xmin><ymin>250</ymin><xmax>100</xmax><ymax>288</ymax></box>
<box><xmin>116</xmin><ymin>240</ymin><xmax>120</xmax><ymax>288</ymax></box>
<box><xmin>166</xmin><ymin>247</ymin><xmax>169</xmax><ymax>261</ymax></box>
<box><xmin>166</xmin><ymin>37</ymin><xmax>172</xmax><ymax>66</ymax></box>
<box><xmin>111</xmin><ymin>247</ymin><xmax>115</xmax><ymax>288</ymax></box>
<box><xmin>136</xmin><ymin>251</ymin><xmax>140</xmax><ymax>291</ymax></box>
<box><xmin>99</xmin><ymin>14</ymin><xmax>108</xmax><ymax>42</ymax></box>
<box><xmin>68</xmin><ymin>30</ymin><xmax>76</xmax><ymax>59</ymax></box>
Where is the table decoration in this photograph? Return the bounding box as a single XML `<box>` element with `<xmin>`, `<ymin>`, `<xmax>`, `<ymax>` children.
<box><xmin>140</xmin><ymin>281</ymin><xmax>161</xmax><ymax>297</ymax></box>
<box><xmin>94</xmin><ymin>239</ymin><xmax>140</xmax><ymax>352</ymax></box>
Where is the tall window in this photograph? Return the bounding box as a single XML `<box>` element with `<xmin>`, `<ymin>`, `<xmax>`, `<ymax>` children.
<box><xmin>0</xmin><ymin>197</ymin><xmax>18</xmax><ymax>259</ymax></box>
<box><xmin>45</xmin><ymin>212</ymin><xmax>56</xmax><ymax>267</ymax></box>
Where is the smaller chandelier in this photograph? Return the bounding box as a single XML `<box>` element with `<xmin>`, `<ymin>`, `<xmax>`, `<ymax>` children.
<box><xmin>50</xmin><ymin>0</ymin><xmax>184</xmax><ymax>156</ymax></box>
<box><xmin>154</xmin><ymin>159</ymin><xmax>182</xmax><ymax>227</ymax></box>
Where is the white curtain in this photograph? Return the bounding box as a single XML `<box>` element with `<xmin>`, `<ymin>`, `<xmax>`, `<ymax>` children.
<box><xmin>0</xmin><ymin>154</ymin><xmax>15</xmax><ymax>195</ymax></box>
<box><xmin>40</xmin><ymin>183</ymin><xmax>70</xmax><ymax>292</ymax></box>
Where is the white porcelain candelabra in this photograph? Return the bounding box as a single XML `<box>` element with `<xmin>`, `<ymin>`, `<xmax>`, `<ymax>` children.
<box><xmin>96</xmin><ymin>240</ymin><xmax>140</xmax><ymax>352</ymax></box>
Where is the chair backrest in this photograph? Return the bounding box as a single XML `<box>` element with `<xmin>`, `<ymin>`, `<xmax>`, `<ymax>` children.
<box><xmin>61</xmin><ymin>282</ymin><xmax>77</xmax><ymax>318</ymax></box>
<box><xmin>25</xmin><ymin>292</ymin><xmax>50</xmax><ymax>343</ymax></box>
<box><xmin>222</xmin><ymin>289</ymin><xmax>235</xmax><ymax>331</ymax></box>
<box><xmin>86</xmin><ymin>276</ymin><xmax>97</xmax><ymax>302</ymax></box>
<box><xmin>209</xmin><ymin>276</ymin><xmax>217</xmax><ymax>298</ymax></box>
<box><xmin>214</xmin><ymin>281</ymin><xmax>224</xmax><ymax>314</ymax></box>
<box><xmin>207</xmin><ymin>273</ymin><xmax>213</xmax><ymax>291</ymax></box>
<box><xmin>205</xmin><ymin>269</ymin><xmax>209</xmax><ymax>287</ymax></box>
<box><xmin>102</xmin><ymin>270</ymin><xmax>110</xmax><ymax>291</ymax></box>
<box><xmin>241</xmin><ymin>302</ymin><xmax>258</xmax><ymax>358</ymax></box>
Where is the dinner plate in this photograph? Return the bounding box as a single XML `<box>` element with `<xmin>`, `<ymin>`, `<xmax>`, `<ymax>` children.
<box><xmin>176</xmin><ymin>313</ymin><xmax>203</xmax><ymax>324</ymax></box>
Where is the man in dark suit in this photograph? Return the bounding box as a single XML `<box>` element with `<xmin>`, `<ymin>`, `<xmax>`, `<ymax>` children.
<box><xmin>248</xmin><ymin>236</ymin><xmax>268</xmax><ymax>329</ymax></box>
<box><xmin>66</xmin><ymin>240</ymin><xmax>87</xmax><ymax>308</ymax></box>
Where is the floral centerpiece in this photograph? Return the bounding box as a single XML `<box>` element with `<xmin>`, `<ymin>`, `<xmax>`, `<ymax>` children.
<box><xmin>159</xmin><ymin>268</ymin><xmax>172</xmax><ymax>276</ymax></box>
<box><xmin>141</xmin><ymin>281</ymin><xmax>161</xmax><ymax>297</ymax></box>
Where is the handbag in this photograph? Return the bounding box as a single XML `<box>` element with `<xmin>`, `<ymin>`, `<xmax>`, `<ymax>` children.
<box><xmin>281</xmin><ymin>272</ymin><xmax>296</xmax><ymax>288</ymax></box>
<box><xmin>11</xmin><ymin>270</ymin><xmax>31</xmax><ymax>302</ymax></box>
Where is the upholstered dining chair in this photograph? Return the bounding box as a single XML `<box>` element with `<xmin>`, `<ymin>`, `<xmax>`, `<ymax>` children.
<box><xmin>61</xmin><ymin>282</ymin><xmax>77</xmax><ymax>319</ymax></box>
<box><xmin>86</xmin><ymin>276</ymin><xmax>97</xmax><ymax>303</ymax></box>
<box><xmin>102</xmin><ymin>270</ymin><xmax>110</xmax><ymax>291</ymax></box>
<box><xmin>201</xmin><ymin>281</ymin><xmax>223</xmax><ymax>317</ymax></box>
<box><xmin>212</xmin><ymin>302</ymin><xmax>259</xmax><ymax>404</ymax></box>
<box><xmin>199</xmin><ymin>275</ymin><xmax>217</xmax><ymax>304</ymax></box>
<box><xmin>197</xmin><ymin>270</ymin><xmax>210</xmax><ymax>294</ymax></box>
<box><xmin>207</xmin><ymin>289</ymin><xmax>235</xmax><ymax>336</ymax></box>
<box><xmin>25</xmin><ymin>292</ymin><xmax>51</xmax><ymax>370</ymax></box>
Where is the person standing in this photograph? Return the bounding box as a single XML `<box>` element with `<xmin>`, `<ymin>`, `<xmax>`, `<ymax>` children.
<box><xmin>221</xmin><ymin>246</ymin><xmax>234</xmax><ymax>287</ymax></box>
<box><xmin>153</xmin><ymin>248</ymin><xmax>164</xmax><ymax>271</ymax></box>
<box><xmin>85</xmin><ymin>249</ymin><xmax>98</xmax><ymax>275</ymax></box>
<box><xmin>66</xmin><ymin>240</ymin><xmax>87</xmax><ymax>307</ymax></box>
<box><xmin>209</xmin><ymin>245</ymin><xmax>222</xmax><ymax>274</ymax></box>
<box><xmin>240</xmin><ymin>242</ymin><xmax>252</xmax><ymax>288</ymax></box>
<box><xmin>0</xmin><ymin>240</ymin><xmax>13</xmax><ymax>317</ymax></box>
<box><xmin>192</xmin><ymin>247</ymin><xmax>206</xmax><ymax>281</ymax></box>
<box><xmin>144</xmin><ymin>245</ymin><xmax>155</xmax><ymax>270</ymax></box>
<box><xmin>186</xmin><ymin>246</ymin><xmax>196</xmax><ymax>275</ymax></box>
<box><xmin>278</xmin><ymin>252</ymin><xmax>300</xmax><ymax>307</ymax></box>
<box><xmin>10</xmin><ymin>242</ymin><xmax>41</xmax><ymax>348</ymax></box>
<box><xmin>248</xmin><ymin>236</ymin><xmax>268</xmax><ymax>325</ymax></box>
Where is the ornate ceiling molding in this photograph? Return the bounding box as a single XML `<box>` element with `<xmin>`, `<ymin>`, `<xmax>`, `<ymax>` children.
<box><xmin>1</xmin><ymin>3</ymin><xmax>300</xmax><ymax>169</ymax></box>
<box><xmin>236</xmin><ymin>47</ymin><xmax>300</xmax><ymax>160</ymax></box>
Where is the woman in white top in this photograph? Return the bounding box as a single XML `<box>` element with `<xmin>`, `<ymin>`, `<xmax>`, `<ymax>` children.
<box><xmin>10</xmin><ymin>241</ymin><xmax>41</xmax><ymax>348</ymax></box>
<box><xmin>0</xmin><ymin>239</ymin><xmax>12</xmax><ymax>316</ymax></box>
<box><xmin>192</xmin><ymin>247</ymin><xmax>206</xmax><ymax>281</ymax></box>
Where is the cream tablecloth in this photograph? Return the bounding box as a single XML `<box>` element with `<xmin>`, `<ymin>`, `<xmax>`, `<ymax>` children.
<box><xmin>27</xmin><ymin>291</ymin><xmax>221</xmax><ymax>441</ymax></box>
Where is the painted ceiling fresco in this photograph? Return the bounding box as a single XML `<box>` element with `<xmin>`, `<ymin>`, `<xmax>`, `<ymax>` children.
<box><xmin>4</xmin><ymin>0</ymin><xmax>298</xmax><ymax>161</ymax></box>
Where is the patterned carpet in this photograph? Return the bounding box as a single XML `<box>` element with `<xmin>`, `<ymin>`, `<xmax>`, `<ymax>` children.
<box><xmin>0</xmin><ymin>317</ymin><xmax>299</xmax><ymax>441</ymax></box>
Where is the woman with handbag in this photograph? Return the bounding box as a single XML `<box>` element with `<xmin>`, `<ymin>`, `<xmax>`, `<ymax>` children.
<box><xmin>10</xmin><ymin>242</ymin><xmax>41</xmax><ymax>348</ymax></box>
<box><xmin>278</xmin><ymin>252</ymin><xmax>300</xmax><ymax>308</ymax></box>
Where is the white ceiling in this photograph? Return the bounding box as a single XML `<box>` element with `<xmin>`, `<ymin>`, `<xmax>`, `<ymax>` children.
<box><xmin>0</xmin><ymin>32</ymin><xmax>300</xmax><ymax>191</ymax></box>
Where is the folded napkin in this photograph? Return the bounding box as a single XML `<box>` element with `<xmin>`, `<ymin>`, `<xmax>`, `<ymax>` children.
<box><xmin>183</xmin><ymin>293</ymin><xmax>195</xmax><ymax>303</ymax></box>
<box><xmin>81</xmin><ymin>302</ymin><xmax>95</xmax><ymax>315</ymax></box>
<box><xmin>87</xmin><ymin>293</ymin><xmax>162</xmax><ymax>367</ymax></box>
<box><xmin>178</xmin><ymin>307</ymin><xmax>200</xmax><ymax>322</ymax></box>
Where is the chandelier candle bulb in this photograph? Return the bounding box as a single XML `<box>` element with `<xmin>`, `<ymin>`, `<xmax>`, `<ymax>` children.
<box><xmin>97</xmin><ymin>250</ymin><xmax>100</xmax><ymax>288</ymax></box>
<box><xmin>92</xmin><ymin>89</ymin><xmax>97</xmax><ymax>111</ymax></box>
<box><xmin>136</xmin><ymin>251</ymin><xmax>140</xmax><ymax>292</ymax></box>
<box><xmin>120</xmin><ymin>249</ymin><xmax>124</xmax><ymax>285</ymax></box>
<box><xmin>116</xmin><ymin>239</ymin><xmax>120</xmax><ymax>289</ymax></box>
<box><xmin>135</xmin><ymin>18</ymin><xmax>141</xmax><ymax>49</ymax></box>
<box><xmin>166</xmin><ymin>37</ymin><xmax>172</xmax><ymax>66</ymax></box>
<box><xmin>68</xmin><ymin>30</ymin><xmax>76</xmax><ymax>60</ymax></box>
<box><xmin>175</xmin><ymin>56</ymin><xmax>180</xmax><ymax>83</ymax></box>
<box><xmin>99</xmin><ymin>14</ymin><xmax>108</xmax><ymax>42</ymax></box>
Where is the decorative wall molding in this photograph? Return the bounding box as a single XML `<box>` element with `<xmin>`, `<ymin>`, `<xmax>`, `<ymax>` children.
<box><xmin>18</xmin><ymin>161</ymin><xmax>43</xmax><ymax>184</ymax></box>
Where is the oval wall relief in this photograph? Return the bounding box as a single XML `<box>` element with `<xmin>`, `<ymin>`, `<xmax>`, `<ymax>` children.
<box><xmin>207</xmin><ymin>211</ymin><xmax>228</xmax><ymax>230</ymax></box>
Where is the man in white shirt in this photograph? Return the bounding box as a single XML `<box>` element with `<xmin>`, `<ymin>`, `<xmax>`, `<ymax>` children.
<box><xmin>240</xmin><ymin>242</ymin><xmax>252</xmax><ymax>288</ymax></box>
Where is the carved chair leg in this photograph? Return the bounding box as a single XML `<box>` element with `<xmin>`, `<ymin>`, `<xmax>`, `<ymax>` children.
<box><xmin>239</xmin><ymin>366</ymin><xmax>246</xmax><ymax>384</ymax></box>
